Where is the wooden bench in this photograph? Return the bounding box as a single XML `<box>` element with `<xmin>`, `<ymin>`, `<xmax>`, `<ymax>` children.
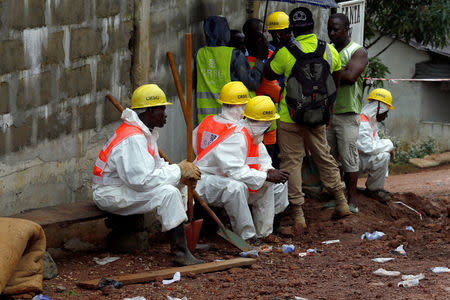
<box><xmin>10</xmin><ymin>201</ymin><xmax>107</xmax><ymax>228</ymax></box>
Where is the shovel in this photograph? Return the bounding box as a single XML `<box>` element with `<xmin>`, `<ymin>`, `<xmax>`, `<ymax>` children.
<box><xmin>182</xmin><ymin>33</ymin><xmax>203</xmax><ymax>252</ymax></box>
<box><xmin>106</xmin><ymin>94</ymin><xmax>252</xmax><ymax>252</ymax></box>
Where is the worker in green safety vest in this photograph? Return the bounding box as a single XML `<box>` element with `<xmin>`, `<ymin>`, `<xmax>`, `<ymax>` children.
<box><xmin>194</xmin><ymin>16</ymin><xmax>268</xmax><ymax>124</ymax></box>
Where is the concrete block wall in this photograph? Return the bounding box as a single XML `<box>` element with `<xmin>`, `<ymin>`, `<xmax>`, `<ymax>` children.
<box><xmin>0</xmin><ymin>0</ymin><xmax>133</xmax><ymax>216</ymax></box>
<box><xmin>0</xmin><ymin>0</ymin><xmax>332</xmax><ymax>216</ymax></box>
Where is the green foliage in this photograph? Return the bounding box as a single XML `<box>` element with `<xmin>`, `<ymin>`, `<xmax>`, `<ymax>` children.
<box><xmin>392</xmin><ymin>137</ymin><xmax>438</xmax><ymax>164</ymax></box>
<box><xmin>364</xmin><ymin>0</ymin><xmax>450</xmax><ymax>49</ymax></box>
<box><xmin>364</xmin><ymin>56</ymin><xmax>391</xmax><ymax>91</ymax></box>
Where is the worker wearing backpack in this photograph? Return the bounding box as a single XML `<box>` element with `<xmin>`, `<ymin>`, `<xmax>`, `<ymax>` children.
<box><xmin>264</xmin><ymin>7</ymin><xmax>351</xmax><ymax>236</ymax></box>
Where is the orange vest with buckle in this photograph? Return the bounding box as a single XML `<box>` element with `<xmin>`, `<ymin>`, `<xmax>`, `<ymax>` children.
<box><xmin>196</xmin><ymin>115</ymin><xmax>234</xmax><ymax>156</ymax></box>
<box><xmin>195</xmin><ymin>125</ymin><xmax>260</xmax><ymax>192</ymax></box>
<box><xmin>93</xmin><ymin>122</ymin><xmax>155</xmax><ymax>185</ymax></box>
<box><xmin>360</xmin><ymin>114</ymin><xmax>375</xmax><ymax>137</ymax></box>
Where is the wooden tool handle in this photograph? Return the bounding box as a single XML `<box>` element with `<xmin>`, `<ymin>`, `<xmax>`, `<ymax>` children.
<box><xmin>193</xmin><ymin>191</ymin><xmax>226</xmax><ymax>229</ymax></box>
<box><xmin>167</xmin><ymin>51</ymin><xmax>188</xmax><ymax>123</ymax></box>
<box><xmin>106</xmin><ymin>94</ymin><xmax>125</xmax><ymax>113</ymax></box>
<box><xmin>185</xmin><ymin>33</ymin><xmax>194</xmax><ymax>221</ymax></box>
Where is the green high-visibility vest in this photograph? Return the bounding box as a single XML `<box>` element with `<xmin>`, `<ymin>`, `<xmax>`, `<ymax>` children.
<box><xmin>334</xmin><ymin>41</ymin><xmax>367</xmax><ymax>114</ymax></box>
<box><xmin>196</xmin><ymin>46</ymin><xmax>233</xmax><ymax>123</ymax></box>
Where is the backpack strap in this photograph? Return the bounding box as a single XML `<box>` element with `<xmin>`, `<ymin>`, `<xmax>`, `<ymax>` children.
<box><xmin>287</xmin><ymin>39</ymin><xmax>333</xmax><ymax>70</ymax></box>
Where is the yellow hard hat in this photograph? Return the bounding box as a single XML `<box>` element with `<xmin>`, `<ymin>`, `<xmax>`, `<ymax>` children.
<box><xmin>243</xmin><ymin>96</ymin><xmax>280</xmax><ymax>121</ymax></box>
<box><xmin>266</xmin><ymin>11</ymin><xmax>289</xmax><ymax>30</ymax></box>
<box><xmin>217</xmin><ymin>81</ymin><xmax>250</xmax><ymax>105</ymax></box>
<box><xmin>131</xmin><ymin>84</ymin><xmax>173</xmax><ymax>109</ymax></box>
<box><xmin>367</xmin><ymin>88</ymin><xmax>395</xmax><ymax>110</ymax></box>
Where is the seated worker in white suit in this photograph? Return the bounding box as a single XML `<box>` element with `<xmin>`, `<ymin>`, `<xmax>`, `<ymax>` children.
<box><xmin>358</xmin><ymin>88</ymin><xmax>395</xmax><ymax>202</ymax></box>
<box><xmin>194</xmin><ymin>96</ymin><xmax>289</xmax><ymax>243</ymax></box>
<box><xmin>193</xmin><ymin>81</ymin><xmax>250</xmax><ymax>157</ymax></box>
<box><xmin>92</xmin><ymin>84</ymin><xmax>203</xmax><ymax>266</ymax></box>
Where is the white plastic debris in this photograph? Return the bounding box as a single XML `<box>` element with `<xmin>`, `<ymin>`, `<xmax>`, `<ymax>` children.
<box><xmin>294</xmin><ymin>297</ymin><xmax>309</xmax><ymax>300</ymax></box>
<box><xmin>93</xmin><ymin>256</ymin><xmax>120</xmax><ymax>265</ymax></box>
<box><xmin>321</xmin><ymin>239</ymin><xmax>340</xmax><ymax>244</ymax></box>
<box><xmin>162</xmin><ymin>272</ymin><xmax>181</xmax><ymax>285</ymax></box>
<box><xmin>398</xmin><ymin>279</ymin><xmax>419</xmax><ymax>287</ymax></box>
<box><xmin>306</xmin><ymin>248</ymin><xmax>318</xmax><ymax>253</ymax></box>
<box><xmin>405</xmin><ymin>226</ymin><xmax>415</xmax><ymax>232</ymax></box>
<box><xmin>390</xmin><ymin>244</ymin><xmax>407</xmax><ymax>256</ymax></box>
<box><xmin>430</xmin><ymin>267</ymin><xmax>450</xmax><ymax>273</ymax></box>
<box><xmin>371</xmin><ymin>258</ymin><xmax>395</xmax><ymax>263</ymax></box>
<box><xmin>239</xmin><ymin>249</ymin><xmax>259</xmax><ymax>258</ymax></box>
<box><xmin>298</xmin><ymin>252</ymin><xmax>308</xmax><ymax>257</ymax></box>
<box><xmin>361</xmin><ymin>231</ymin><xmax>386</xmax><ymax>240</ymax></box>
<box><xmin>373</xmin><ymin>268</ymin><xmax>401</xmax><ymax>277</ymax></box>
<box><xmin>167</xmin><ymin>297</ymin><xmax>187</xmax><ymax>300</ymax></box>
<box><xmin>402</xmin><ymin>273</ymin><xmax>425</xmax><ymax>281</ymax></box>
<box><xmin>124</xmin><ymin>297</ymin><xmax>146</xmax><ymax>300</ymax></box>
<box><xmin>282</xmin><ymin>244</ymin><xmax>295</xmax><ymax>253</ymax></box>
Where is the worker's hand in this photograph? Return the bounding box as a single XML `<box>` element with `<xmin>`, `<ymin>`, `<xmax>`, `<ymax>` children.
<box><xmin>390</xmin><ymin>149</ymin><xmax>395</xmax><ymax>161</ymax></box>
<box><xmin>178</xmin><ymin>160</ymin><xmax>201</xmax><ymax>182</ymax></box>
<box><xmin>266</xmin><ymin>169</ymin><xmax>289</xmax><ymax>183</ymax></box>
<box><xmin>254</xmin><ymin>32</ymin><xmax>269</xmax><ymax>60</ymax></box>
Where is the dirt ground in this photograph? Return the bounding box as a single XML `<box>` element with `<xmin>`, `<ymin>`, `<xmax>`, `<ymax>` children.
<box><xmin>24</xmin><ymin>165</ymin><xmax>450</xmax><ymax>299</ymax></box>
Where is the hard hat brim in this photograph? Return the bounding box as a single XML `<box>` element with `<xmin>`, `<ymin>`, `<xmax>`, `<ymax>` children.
<box><xmin>130</xmin><ymin>102</ymin><xmax>173</xmax><ymax>109</ymax></box>
<box><xmin>217</xmin><ymin>98</ymin><xmax>249</xmax><ymax>105</ymax></box>
<box><xmin>243</xmin><ymin>112</ymin><xmax>280</xmax><ymax>121</ymax></box>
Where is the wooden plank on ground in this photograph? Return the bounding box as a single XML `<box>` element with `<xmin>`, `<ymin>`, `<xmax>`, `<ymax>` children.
<box><xmin>77</xmin><ymin>257</ymin><xmax>256</xmax><ymax>289</ymax></box>
<box><xmin>10</xmin><ymin>201</ymin><xmax>107</xmax><ymax>227</ymax></box>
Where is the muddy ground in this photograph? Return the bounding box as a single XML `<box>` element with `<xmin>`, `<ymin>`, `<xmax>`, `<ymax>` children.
<box><xmin>27</xmin><ymin>165</ymin><xmax>450</xmax><ymax>299</ymax></box>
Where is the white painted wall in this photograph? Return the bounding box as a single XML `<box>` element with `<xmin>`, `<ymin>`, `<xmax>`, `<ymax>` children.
<box><xmin>367</xmin><ymin>36</ymin><xmax>450</xmax><ymax>150</ymax></box>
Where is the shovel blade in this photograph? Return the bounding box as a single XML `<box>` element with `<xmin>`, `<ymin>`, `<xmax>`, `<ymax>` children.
<box><xmin>184</xmin><ymin>219</ymin><xmax>203</xmax><ymax>253</ymax></box>
<box><xmin>217</xmin><ymin>227</ymin><xmax>252</xmax><ymax>251</ymax></box>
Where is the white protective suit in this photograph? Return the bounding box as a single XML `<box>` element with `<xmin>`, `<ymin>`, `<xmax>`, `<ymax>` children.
<box><xmin>93</xmin><ymin>108</ymin><xmax>187</xmax><ymax>232</ymax></box>
<box><xmin>193</xmin><ymin>104</ymin><xmax>245</xmax><ymax>156</ymax></box>
<box><xmin>357</xmin><ymin>101</ymin><xmax>394</xmax><ymax>191</ymax></box>
<box><xmin>194</xmin><ymin>118</ymin><xmax>288</xmax><ymax>240</ymax></box>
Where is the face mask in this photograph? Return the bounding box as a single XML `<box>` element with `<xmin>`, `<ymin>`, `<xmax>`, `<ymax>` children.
<box><xmin>221</xmin><ymin>105</ymin><xmax>245</xmax><ymax>122</ymax></box>
<box><xmin>247</xmin><ymin>120</ymin><xmax>272</xmax><ymax>144</ymax></box>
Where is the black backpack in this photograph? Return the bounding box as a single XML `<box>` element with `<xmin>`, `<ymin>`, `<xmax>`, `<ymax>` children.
<box><xmin>284</xmin><ymin>39</ymin><xmax>336</xmax><ymax>127</ymax></box>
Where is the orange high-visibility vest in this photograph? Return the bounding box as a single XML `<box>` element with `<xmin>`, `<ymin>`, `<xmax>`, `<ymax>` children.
<box><xmin>195</xmin><ymin>125</ymin><xmax>261</xmax><ymax>192</ymax></box>
<box><xmin>196</xmin><ymin>115</ymin><xmax>234</xmax><ymax>157</ymax></box>
<box><xmin>93</xmin><ymin>122</ymin><xmax>155</xmax><ymax>185</ymax></box>
<box><xmin>360</xmin><ymin>114</ymin><xmax>375</xmax><ymax>137</ymax></box>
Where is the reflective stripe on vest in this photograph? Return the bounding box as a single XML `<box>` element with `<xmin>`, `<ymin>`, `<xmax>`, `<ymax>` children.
<box><xmin>195</xmin><ymin>125</ymin><xmax>261</xmax><ymax>192</ymax></box>
<box><xmin>93</xmin><ymin>122</ymin><xmax>155</xmax><ymax>185</ymax></box>
<box><xmin>196</xmin><ymin>115</ymin><xmax>234</xmax><ymax>156</ymax></box>
<box><xmin>360</xmin><ymin>114</ymin><xmax>375</xmax><ymax>137</ymax></box>
<box><xmin>196</xmin><ymin>46</ymin><xmax>234</xmax><ymax>123</ymax></box>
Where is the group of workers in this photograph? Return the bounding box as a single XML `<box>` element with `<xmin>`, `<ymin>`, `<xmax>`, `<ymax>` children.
<box><xmin>92</xmin><ymin>7</ymin><xmax>396</xmax><ymax>266</ymax></box>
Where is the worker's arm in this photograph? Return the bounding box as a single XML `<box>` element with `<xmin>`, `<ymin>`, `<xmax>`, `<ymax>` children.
<box><xmin>264</xmin><ymin>48</ymin><xmax>285</xmax><ymax>81</ymax></box>
<box><xmin>214</xmin><ymin>133</ymin><xmax>267</xmax><ymax>190</ymax></box>
<box><xmin>357</xmin><ymin>119</ymin><xmax>394</xmax><ymax>155</ymax></box>
<box><xmin>110</xmin><ymin>135</ymin><xmax>181</xmax><ymax>192</ymax></box>
<box><xmin>328</xmin><ymin>44</ymin><xmax>342</xmax><ymax>91</ymax></box>
<box><xmin>340</xmin><ymin>48</ymin><xmax>368</xmax><ymax>85</ymax></box>
<box><xmin>230</xmin><ymin>50</ymin><xmax>263</xmax><ymax>91</ymax></box>
<box><xmin>332</xmin><ymin>69</ymin><xmax>342</xmax><ymax>91</ymax></box>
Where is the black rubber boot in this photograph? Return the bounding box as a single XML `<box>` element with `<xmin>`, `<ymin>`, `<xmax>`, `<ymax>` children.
<box><xmin>169</xmin><ymin>224</ymin><xmax>204</xmax><ymax>266</ymax></box>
